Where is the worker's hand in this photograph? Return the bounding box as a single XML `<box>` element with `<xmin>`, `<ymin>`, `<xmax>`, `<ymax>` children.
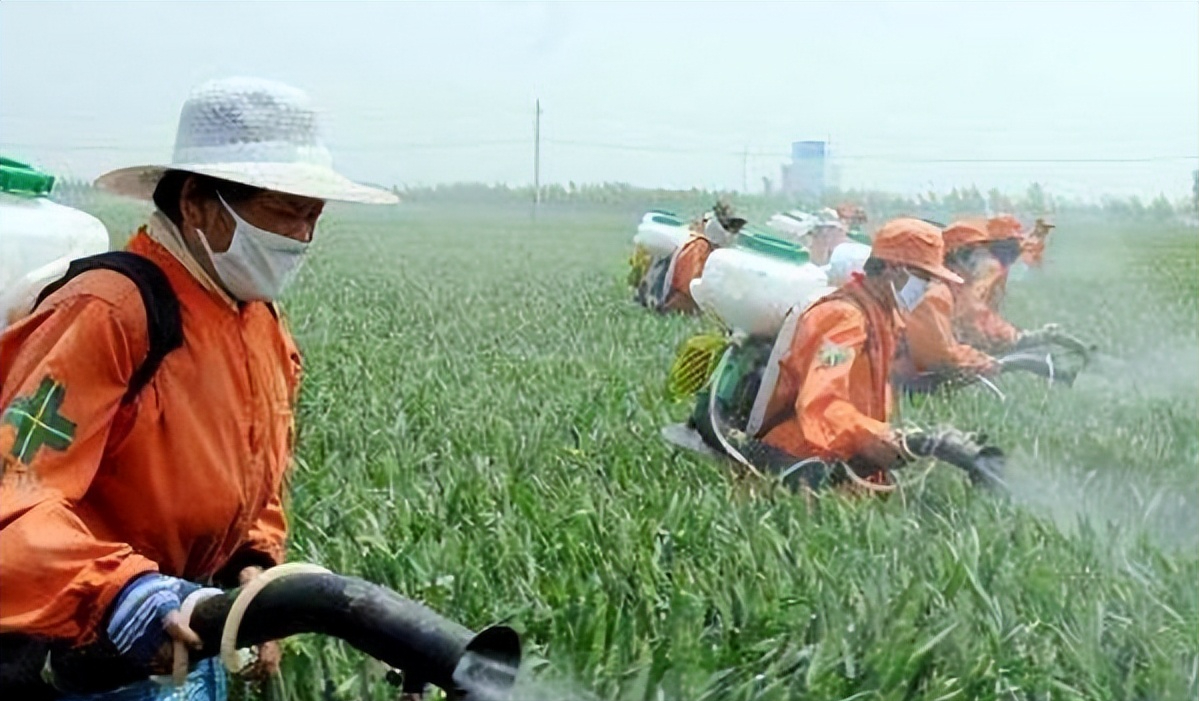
<box><xmin>894</xmin><ymin>427</ymin><xmax>934</xmax><ymax>459</ymax></box>
<box><xmin>898</xmin><ymin>426</ymin><xmax>1007</xmax><ymax>491</ymax></box>
<box><xmin>897</xmin><ymin>427</ymin><xmax>991</xmax><ymax>459</ymax></box>
<box><xmin>105</xmin><ymin>573</ymin><xmax>206</xmax><ymax>674</ymax></box>
<box><xmin>1014</xmin><ymin>323</ymin><xmax>1059</xmax><ymax>350</ymax></box>
<box><xmin>145</xmin><ymin>609</ymin><xmax>204</xmax><ymax>675</ymax></box>
<box><xmin>1017</xmin><ymin>324</ymin><xmax>1095</xmax><ymax>359</ymax></box>
<box><xmin>233</xmin><ymin>566</ymin><xmax>283</xmax><ymax>681</ymax></box>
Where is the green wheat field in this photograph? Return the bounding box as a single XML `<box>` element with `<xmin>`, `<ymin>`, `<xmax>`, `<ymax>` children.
<box><xmin>87</xmin><ymin>197</ymin><xmax>1198</xmax><ymax>701</ymax></box>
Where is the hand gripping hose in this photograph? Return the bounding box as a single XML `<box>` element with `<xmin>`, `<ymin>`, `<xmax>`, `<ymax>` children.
<box><xmin>3</xmin><ymin>567</ymin><xmax>522</xmax><ymax>701</ymax></box>
<box><xmin>900</xmin><ymin>429</ymin><xmax>1009</xmax><ymax>493</ymax></box>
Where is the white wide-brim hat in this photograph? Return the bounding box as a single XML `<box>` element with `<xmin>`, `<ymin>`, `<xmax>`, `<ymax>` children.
<box><xmin>96</xmin><ymin>77</ymin><xmax>398</xmax><ymax>205</ymax></box>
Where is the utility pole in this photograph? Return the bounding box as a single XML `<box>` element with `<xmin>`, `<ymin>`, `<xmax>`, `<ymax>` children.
<box><xmin>533</xmin><ymin>99</ymin><xmax>542</xmax><ymax>219</ymax></box>
<box><xmin>742</xmin><ymin>145</ymin><xmax>749</xmax><ymax>193</ymax></box>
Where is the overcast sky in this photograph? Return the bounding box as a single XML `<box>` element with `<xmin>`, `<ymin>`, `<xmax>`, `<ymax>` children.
<box><xmin>2</xmin><ymin>1</ymin><xmax>1196</xmax><ymax>199</ymax></box>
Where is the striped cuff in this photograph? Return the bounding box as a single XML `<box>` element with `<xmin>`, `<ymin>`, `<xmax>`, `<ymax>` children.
<box><xmin>106</xmin><ymin>573</ymin><xmax>201</xmax><ymax>667</ymax></box>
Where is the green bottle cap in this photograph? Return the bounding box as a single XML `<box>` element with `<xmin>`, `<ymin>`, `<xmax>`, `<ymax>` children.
<box><xmin>0</xmin><ymin>157</ymin><xmax>56</xmax><ymax>197</ymax></box>
<box><xmin>736</xmin><ymin>230</ymin><xmax>810</xmax><ymax>264</ymax></box>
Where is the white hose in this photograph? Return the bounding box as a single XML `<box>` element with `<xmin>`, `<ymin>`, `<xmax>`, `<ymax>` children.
<box><xmin>166</xmin><ymin>587</ymin><xmax>222</xmax><ymax>687</ymax></box>
<box><xmin>706</xmin><ymin>346</ymin><xmax>763</xmax><ymax>479</ymax></box>
<box><xmin>976</xmin><ymin>375</ymin><xmax>1006</xmax><ymax>402</ymax></box>
<box><xmin>218</xmin><ymin>563</ymin><xmax>331</xmax><ymax>673</ymax></box>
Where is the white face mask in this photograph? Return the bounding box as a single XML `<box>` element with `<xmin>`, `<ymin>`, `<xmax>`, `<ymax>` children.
<box><xmin>891</xmin><ymin>271</ymin><xmax>929</xmax><ymax>313</ymax></box>
<box><xmin>196</xmin><ymin>194</ymin><xmax>310</xmax><ymax>302</ymax></box>
<box><xmin>703</xmin><ymin>217</ymin><xmax>733</xmax><ymax>246</ymax></box>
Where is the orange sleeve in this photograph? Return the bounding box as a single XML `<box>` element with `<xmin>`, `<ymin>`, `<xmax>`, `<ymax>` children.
<box><xmin>0</xmin><ymin>279</ymin><xmax>160</xmax><ymax>642</ymax></box>
<box><xmin>1021</xmin><ymin>237</ymin><xmax>1045</xmax><ymax>267</ymax></box>
<box><xmin>664</xmin><ymin>238</ymin><xmax>712</xmax><ymax>312</ymax></box>
<box><xmin>233</xmin><ymin>319</ymin><xmax>297</xmax><ymax>573</ymax></box>
<box><xmin>219</xmin><ymin>317</ymin><xmax>300</xmax><ymax>584</ymax></box>
<box><xmin>907</xmin><ymin>283</ymin><xmax>998</xmax><ymax>375</ymax></box>
<box><xmin>787</xmin><ymin>303</ymin><xmax>894</xmax><ymax>461</ymax></box>
<box><xmin>240</xmin><ymin>486</ymin><xmax>287</xmax><ymax>568</ymax></box>
<box><xmin>953</xmin><ymin>265</ymin><xmax>1020</xmax><ymax>352</ymax></box>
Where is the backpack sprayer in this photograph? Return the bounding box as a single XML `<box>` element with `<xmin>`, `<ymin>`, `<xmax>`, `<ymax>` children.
<box><xmin>661</xmin><ymin>228</ymin><xmax>1011</xmax><ymax>494</ymax></box>
<box><xmin>661</xmin><ymin>230</ymin><xmax>831</xmax><ymax>479</ymax></box>
<box><xmin>1</xmin><ymin>157</ymin><xmax>111</xmax><ymax>327</ymax></box>
<box><xmin>0</xmin><ymin>567</ymin><xmax>521</xmax><ymax>701</ymax></box>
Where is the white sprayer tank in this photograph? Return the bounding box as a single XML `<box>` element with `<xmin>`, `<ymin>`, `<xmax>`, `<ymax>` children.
<box><xmin>689</xmin><ymin>231</ymin><xmax>829</xmax><ymax>338</ymax></box>
<box><xmin>1</xmin><ymin>158</ymin><xmax>111</xmax><ymax>325</ymax></box>
<box><xmin>632</xmin><ymin>211</ymin><xmax>692</xmax><ymax>258</ymax></box>
<box><xmin>765</xmin><ymin>210</ymin><xmax>818</xmax><ymax>245</ymax></box>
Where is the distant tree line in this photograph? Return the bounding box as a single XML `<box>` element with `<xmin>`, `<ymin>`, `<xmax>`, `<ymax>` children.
<box><xmin>49</xmin><ymin>177</ymin><xmax>1195</xmax><ymax>226</ymax></box>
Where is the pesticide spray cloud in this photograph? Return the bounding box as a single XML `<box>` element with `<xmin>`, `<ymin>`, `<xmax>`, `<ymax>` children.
<box><xmin>1002</xmin><ymin>452</ymin><xmax>1199</xmax><ymax>554</ymax></box>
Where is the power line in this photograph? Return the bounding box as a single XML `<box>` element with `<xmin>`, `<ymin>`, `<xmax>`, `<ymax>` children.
<box><xmin>0</xmin><ymin>140</ymin><xmax>528</xmax><ymax>153</ymax></box>
<box><xmin>5</xmin><ymin>138</ymin><xmax>1195</xmax><ymax>164</ymax></box>
<box><xmin>533</xmin><ymin>99</ymin><xmax>542</xmax><ymax>217</ymax></box>
<box><xmin>545</xmin><ymin>138</ymin><xmax>1198</xmax><ymax>163</ymax></box>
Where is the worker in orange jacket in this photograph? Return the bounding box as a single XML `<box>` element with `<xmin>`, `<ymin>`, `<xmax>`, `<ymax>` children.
<box><xmin>894</xmin><ymin>220</ymin><xmax>1002</xmax><ymax>391</ymax></box>
<box><xmin>944</xmin><ymin>216</ymin><xmax>1028</xmax><ymax>354</ymax></box>
<box><xmin>747</xmin><ymin>218</ymin><xmax>995</xmax><ymax>493</ymax></box>
<box><xmin>661</xmin><ymin>202</ymin><xmax>747</xmax><ymax>314</ymax></box>
<box><xmin>896</xmin><ymin>219</ymin><xmax>1084</xmax><ymax>393</ymax></box>
<box><xmin>0</xmin><ymin>78</ymin><xmax>396</xmax><ymax>700</ymax></box>
<box><xmin>801</xmin><ymin>209</ymin><xmax>851</xmax><ymax>266</ymax></box>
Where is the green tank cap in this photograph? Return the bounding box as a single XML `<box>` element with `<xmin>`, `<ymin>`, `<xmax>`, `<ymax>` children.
<box><xmin>848</xmin><ymin>228</ymin><xmax>872</xmax><ymax>245</ymax></box>
<box><xmin>736</xmin><ymin>230</ymin><xmax>810</xmax><ymax>264</ymax></box>
<box><xmin>650</xmin><ymin>213</ymin><xmax>685</xmax><ymax>226</ymax></box>
<box><xmin>0</xmin><ymin>157</ymin><xmax>56</xmax><ymax>197</ymax></box>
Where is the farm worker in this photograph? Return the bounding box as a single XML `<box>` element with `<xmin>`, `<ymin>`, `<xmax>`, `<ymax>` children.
<box><xmin>950</xmin><ymin>215</ymin><xmax>1091</xmax><ymax>365</ymax></box>
<box><xmin>662</xmin><ymin>201</ymin><xmax>747</xmax><ymax>314</ymax></box>
<box><xmin>824</xmin><ymin>241</ymin><xmax>872</xmax><ymax>287</ymax></box>
<box><xmin>0</xmin><ymin>77</ymin><xmax>397</xmax><ymax>700</ymax></box>
<box><xmin>947</xmin><ymin>214</ymin><xmax>1076</xmax><ymax>356</ymax></box>
<box><xmin>941</xmin><ymin>215</ymin><xmax>1024</xmax><ymax>353</ymax></box>
<box><xmin>897</xmin><ymin>219</ymin><xmax>1083</xmax><ymax>390</ymax></box>
<box><xmin>835</xmin><ymin>203</ymin><xmax>868</xmax><ymax>230</ymax></box>
<box><xmin>749</xmin><ymin>218</ymin><xmax>966</xmax><ymax>492</ymax></box>
<box><xmin>801</xmin><ymin>208</ymin><xmax>850</xmax><ymax>266</ymax></box>
<box><xmin>1019</xmin><ymin>217</ymin><xmax>1054</xmax><ymax>269</ymax></box>
<box><xmin>894</xmin><ymin>220</ymin><xmax>1002</xmax><ymax>390</ymax></box>
<box><xmin>1011</xmin><ymin>215</ymin><xmax>1059</xmax><ymax>273</ymax></box>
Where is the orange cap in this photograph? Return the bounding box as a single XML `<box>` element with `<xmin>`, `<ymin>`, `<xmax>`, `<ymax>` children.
<box><xmin>871</xmin><ymin>218</ymin><xmax>964</xmax><ymax>284</ymax></box>
<box><xmin>942</xmin><ymin>219</ymin><xmax>990</xmax><ymax>251</ymax></box>
<box><xmin>986</xmin><ymin>214</ymin><xmax>1023</xmax><ymax>241</ymax></box>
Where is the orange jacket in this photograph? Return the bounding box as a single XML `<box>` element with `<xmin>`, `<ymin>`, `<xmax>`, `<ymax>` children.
<box><xmin>951</xmin><ymin>253</ymin><xmax>1020</xmax><ymax>353</ymax></box>
<box><xmin>0</xmin><ymin>228</ymin><xmax>299</xmax><ymax>643</ymax></box>
<box><xmin>1020</xmin><ymin>237</ymin><xmax>1046</xmax><ymax>267</ymax></box>
<box><xmin>900</xmin><ymin>281</ymin><xmax>998</xmax><ymax>377</ymax></box>
<box><xmin>757</xmin><ymin>278</ymin><xmax>903</xmax><ymax>472</ymax></box>
<box><xmin>664</xmin><ymin>235</ymin><xmax>714</xmax><ymax>314</ymax></box>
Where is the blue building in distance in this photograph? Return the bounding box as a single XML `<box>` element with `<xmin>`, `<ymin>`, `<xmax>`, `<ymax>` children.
<box><xmin>782</xmin><ymin>140</ymin><xmax>827</xmax><ymax>199</ymax></box>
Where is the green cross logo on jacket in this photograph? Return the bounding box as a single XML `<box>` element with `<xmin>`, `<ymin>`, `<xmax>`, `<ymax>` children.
<box><xmin>2</xmin><ymin>376</ymin><xmax>77</xmax><ymax>465</ymax></box>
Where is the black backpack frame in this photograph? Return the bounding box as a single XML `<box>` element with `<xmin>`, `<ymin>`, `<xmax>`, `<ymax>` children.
<box><xmin>33</xmin><ymin>251</ymin><xmax>184</xmax><ymax>404</ymax></box>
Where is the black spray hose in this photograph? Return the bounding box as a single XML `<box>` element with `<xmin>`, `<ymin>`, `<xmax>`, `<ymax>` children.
<box><xmin>37</xmin><ymin>571</ymin><xmax>521</xmax><ymax>700</ymax></box>
<box><xmin>903</xmin><ymin>431</ymin><xmax>1009</xmax><ymax>493</ymax></box>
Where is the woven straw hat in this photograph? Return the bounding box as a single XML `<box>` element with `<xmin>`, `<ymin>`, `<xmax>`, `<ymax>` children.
<box><xmin>96</xmin><ymin>77</ymin><xmax>397</xmax><ymax>205</ymax></box>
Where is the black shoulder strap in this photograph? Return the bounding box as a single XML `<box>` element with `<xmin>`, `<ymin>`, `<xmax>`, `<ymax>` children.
<box><xmin>35</xmin><ymin>251</ymin><xmax>183</xmax><ymax>404</ymax></box>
